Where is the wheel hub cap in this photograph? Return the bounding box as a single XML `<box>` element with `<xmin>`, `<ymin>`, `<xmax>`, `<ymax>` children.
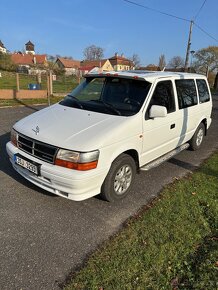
<box><xmin>196</xmin><ymin>128</ymin><xmax>204</xmax><ymax>146</ymax></box>
<box><xmin>114</xmin><ymin>164</ymin><xmax>132</xmax><ymax>195</ymax></box>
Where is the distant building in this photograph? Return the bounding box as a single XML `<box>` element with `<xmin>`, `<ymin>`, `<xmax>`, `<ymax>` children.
<box><xmin>25</xmin><ymin>40</ymin><xmax>35</xmax><ymax>55</ymax></box>
<box><xmin>109</xmin><ymin>53</ymin><xmax>134</xmax><ymax>71</ymax></box>
<box><xmin>56</xmin><ymin>57</ymin><xmax>81</xmax><ymax>75</ymax></box>
<box><xmin>138</xmin><ymin>64</ymin><xmax>160</xmax><ymax>71</ymax></box>
<box><xmin>79</xmin><ymin>66</ymin><xmax>99</xmax><ymax>76</ymax></box>
<box><xmin>11</xmin><ymin>52</ymin><xmax>47</xmax><ymax>74</ymax></box>
<box><xmin>0</xmin><ymin>40</ymin><xmax>7</xmax><ymax>53</ymax></box>
<box><xmin>80</xmin><ymin>59</ymin><xmax>113</xmax><ymax>75</ymax></box>
<box><xmin>9</xmin><ymin>41</ymin><xmax>47</xmax><ymax>74</ymax></box>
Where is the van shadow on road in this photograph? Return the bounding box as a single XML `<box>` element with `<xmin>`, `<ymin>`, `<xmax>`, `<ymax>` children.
<box><xmin>168</xmin><ymin>156</ymin><xmax>199</xmax><ymax>171</ymax></box>
<box><xmin>168</xmin><ymin>154</ymin><xmax>218</xmax><ymax>178</ymax></box>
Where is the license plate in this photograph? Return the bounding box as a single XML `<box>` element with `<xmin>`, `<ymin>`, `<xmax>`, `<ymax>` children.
<box><xmin>14</xmin><ymin>155</ymin><xmax>39</xmax><ymax>175</ymax></box>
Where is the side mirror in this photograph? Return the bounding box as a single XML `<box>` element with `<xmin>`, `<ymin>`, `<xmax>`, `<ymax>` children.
<box><xmin>149</xmin><ymin>105</ymin><xmax>167</xmax><ymax>118</ymax></box>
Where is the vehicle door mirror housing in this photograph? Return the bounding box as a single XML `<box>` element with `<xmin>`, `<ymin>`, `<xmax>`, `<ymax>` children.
<box><xmin>149</xmin><ymin>105</ymin><xmax>167</xmax><ymax>118</ymax></box>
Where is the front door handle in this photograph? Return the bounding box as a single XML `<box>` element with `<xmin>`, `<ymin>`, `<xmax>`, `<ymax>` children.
<box><xmin>170</xmin><ymin>124</ymin><xmax>175</xmax><ymax>129</ymax></box>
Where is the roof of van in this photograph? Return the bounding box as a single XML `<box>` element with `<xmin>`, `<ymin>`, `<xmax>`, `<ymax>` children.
<box><xmin>86</xmin><ymin>70</ymin><xmax>206</xmax><ymax>82</ymax></box>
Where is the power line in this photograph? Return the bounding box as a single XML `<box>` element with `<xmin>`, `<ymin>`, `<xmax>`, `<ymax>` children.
<box><xmin>194</xmin><ymin>0</ymin><xmax>207</xmax><ymax>20</ymax></box>
<box><xmin>122</xmin><ymin>0</ymin><xmax>218</xmax><ymax>43</ymax></box>
<box><xmin>122</xmin><ymin>0</ymin><xmax>190</xmax><ymax>22</ymax></box>
<box><xmin>192</xmin><ymin>0</ymin><xmax>217</xmax><ymax>42</ymax></box>
<box><xmin>194</xmin><ymin>22</ymin><xmax>218</xmax><ymax>42</ymax></box>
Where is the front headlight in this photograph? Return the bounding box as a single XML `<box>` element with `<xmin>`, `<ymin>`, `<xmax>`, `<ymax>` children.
<box><xmin>55</xmin><ymin>149</ymin><xmax>99</xmax><ymax>171</ymax></box>
<box><xmin>11</xmin><ymin>128</ymin><xmax>18</xmax><ymax>147</ymax></box>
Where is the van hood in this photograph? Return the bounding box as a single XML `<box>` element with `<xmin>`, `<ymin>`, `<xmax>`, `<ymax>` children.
<box><xmin>14</xmin><ymin>104</ymin><xmax>139</xmax><ymax>151</ymax></box>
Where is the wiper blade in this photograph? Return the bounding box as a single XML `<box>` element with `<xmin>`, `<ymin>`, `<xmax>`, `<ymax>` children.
<box><xmin>91</xmin><ymin>99</ymin><xmax>121</xmax><ymax>116</ymax></box>
<box><xmin>66</xmin><ymin>95</ymin><xmax>84</xmax><ymax>109</ymax></box>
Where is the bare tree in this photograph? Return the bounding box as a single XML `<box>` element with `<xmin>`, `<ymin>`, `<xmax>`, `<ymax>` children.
<box><xmin>63</xmin><ymin>56</ymin><xmax>74</xmax><ymax>60</ymax></box>
<box><xmin>158</xmin><ymin>54</ymin><xmax>166</xmax><ymax>70</ymax></box>
<box><xmin>168</xmin><ymin>56</ymin><xmax>185</xmax><ymax>69</ymax></box>
<box><xmin>83</xmin><ymin>45</ymin><xmax>104</xmax><ymax>60</ymax></box>
<box><xmin>131</xmin><ymin>53</ymin><xmax>141</xmax><ymax>68</ymax></box>
<box><xmin>46</xmin><ymin>54</ymin><xmax>56</xmax><ymax>62</ymax></box>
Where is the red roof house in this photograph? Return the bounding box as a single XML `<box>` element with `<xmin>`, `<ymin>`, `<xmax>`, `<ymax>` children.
<box><xmin>11</xmin><ymin>53</ymin><xmax>47</xmax><ymax>66</ymax></box>
<box><xmin>56</xmin><ymin>57</ymin><xmax>81</xmax><ymax>75</ymax></box>
<box><xmin>109</xmin><ymin>53</ymin><xmax>134</xmax><ymax>71</ymax></box>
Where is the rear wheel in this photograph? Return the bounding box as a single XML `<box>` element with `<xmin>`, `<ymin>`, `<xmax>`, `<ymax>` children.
<box><xmin>100</xmin><ymin>154</ymin><xmax>136</xmax><ymax>202</ymax></box>
<box><xmin>189</xmin><ymin>123</ymin><xmax>205</xmax><ymax>151</ymax></box>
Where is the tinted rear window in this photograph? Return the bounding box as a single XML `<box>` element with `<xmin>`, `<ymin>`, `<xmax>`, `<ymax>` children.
<box><xmin>196</xmin><ymin>79</ymin><xmax>210</xmax><ymax>103</ymax></box>
<box><xmin>175</xmin><ymin>79</ymin><xmax>198</xmax><ymax>109</ymax></box>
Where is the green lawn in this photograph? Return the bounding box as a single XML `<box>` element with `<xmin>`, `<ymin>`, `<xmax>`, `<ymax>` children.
<box><xmin>65</xmin><ymin>152</ymin><xmax>218</xmax><ymax>290</ymax></box>
<box><xmin>0</xmin><ymin>70</ymin><xmax>79</xmax><ymax>93</ymax></box>
<box><xmin>0</xmin><ymin>70</ymin><xmax>45</xmax><ymax>90</ymax></box>
<box><xmin>53</xmin><ymin>75</ymin><xmax>78</xmax><ymax>93</ymax></box>
<box><xmin>0</xmin><ymin>96</ymin><xmax>64</xmax><ymax>107</ymax></box>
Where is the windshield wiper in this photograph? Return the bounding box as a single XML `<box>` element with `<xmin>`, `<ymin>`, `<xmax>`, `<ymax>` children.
<box><xmin>90</xmin><ymin>99</ymin><xmax>121</xmax><ymax>116</ymax></box>
<box><xmin>66</xmin><ymin>95</ymin><xmax>84</xmax><ymax>109</ymax></box>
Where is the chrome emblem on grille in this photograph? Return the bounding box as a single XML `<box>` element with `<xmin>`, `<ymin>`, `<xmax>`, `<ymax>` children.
<box><xmin>32</xmin><ymin>126</ymin><xmax>40</xmax><ymax>135</ymax></box>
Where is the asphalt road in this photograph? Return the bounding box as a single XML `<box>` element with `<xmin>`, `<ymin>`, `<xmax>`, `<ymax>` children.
<box><xmin>0</xmin><ymin>96</ymin><xmax>218</xmax><ymax>290</ymax></box>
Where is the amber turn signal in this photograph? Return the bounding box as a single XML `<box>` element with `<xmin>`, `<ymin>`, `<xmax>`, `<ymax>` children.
<box><xmin>55</xmin><ymin>159</ymin><xmax>98</xmax><ymax>171</ymax></box>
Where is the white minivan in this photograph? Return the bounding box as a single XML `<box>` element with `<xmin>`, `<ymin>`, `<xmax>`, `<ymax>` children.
<box><xmin>6</xmin><ymin>71</ymin><xmax>212</xmax><ymax>202</ymax></box>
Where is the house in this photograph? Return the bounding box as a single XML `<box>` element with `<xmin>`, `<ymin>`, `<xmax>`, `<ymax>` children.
<box><xmin>79</xmin><ymin>66</ymin><xmax>98</xmax><ymax>76</ymax></box>
<box><xmin>11</xmin><ymin>52</ymin><xmax>47</xmax><ymax>74</ymax></box>
<box><xmin>8</xmin><ymin>41</ymin><xmax>47</xmax><ymax>74</ymax></box>
<box><xmin>0</xmin><ymin>40</ymin><xmax>7</xmax><ymax>53</ymax></box>
<box><xmin>80</xmin><ymin>59</ymin><xmax>113</xmax><ymax>75</ymax></box>
<box><xmin>109</xmin><ymin>53</ymin><xmax>134</xmax><ymax>71</ymax></box>
<box><xmin>56</xmin><ymin>57</ymin><xmax>81</xmax><ymax>75</ymax></box>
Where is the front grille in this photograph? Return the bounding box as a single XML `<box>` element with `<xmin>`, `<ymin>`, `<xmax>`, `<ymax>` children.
<box><xmin>17</xmin><ymin>134</ymin><xmax>58</xmax><ymax>163</ymax></box>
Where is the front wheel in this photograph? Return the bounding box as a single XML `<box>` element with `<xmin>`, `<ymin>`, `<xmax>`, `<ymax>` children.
<box><xmin>100</xmin><ymin>154</ymin><xmax>136</xmax><ymax>202</ymax></box>
<box><xmin>189</xmin><ymin>123</ymin><xmax>205</xmax><ymax>151</ymax></box>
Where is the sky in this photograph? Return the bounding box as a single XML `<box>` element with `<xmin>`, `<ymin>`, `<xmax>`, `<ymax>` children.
<box><xmin>0</xmin><ymin>0</ymin><xmax>217</xmax><ymax>66</ymax></box>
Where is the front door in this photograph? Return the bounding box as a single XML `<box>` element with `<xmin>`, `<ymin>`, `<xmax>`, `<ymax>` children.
<box><xmin>140</xmin><ymin>80</ymin><xmax>181</xmax><ymax>166</ymax></box>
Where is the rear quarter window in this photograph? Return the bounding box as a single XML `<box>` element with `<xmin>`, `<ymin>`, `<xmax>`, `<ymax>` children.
<box><xmin>196</xmin><ymin>79</ymin><xmax>210</xmax><ymax>103</ymax></box>
<box><xmin>175</xmin><ymin>79</ymin><xmax>198</xmax><ymax>109</ymax></box>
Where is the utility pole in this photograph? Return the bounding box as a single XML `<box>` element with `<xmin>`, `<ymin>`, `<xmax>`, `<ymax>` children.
<box><xmin>184</xmin><ymin>20</ymin><xmax>194</xmax><ymax>72</ymax></box>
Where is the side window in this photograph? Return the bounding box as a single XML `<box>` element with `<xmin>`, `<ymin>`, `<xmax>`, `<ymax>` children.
<box><xmin>175</xmin><ymin>79</ymin><xmax>198</xmax><ymax>109</ymax></box>
<box><xmin>196</xmin><ymin>79</ymin><xmax>210</xmax><ymax>103</ymax></box>
<box><xmin>149</xmin><ymin>80</ymin><xmax>175</xmax><ymax>113</ymax></box>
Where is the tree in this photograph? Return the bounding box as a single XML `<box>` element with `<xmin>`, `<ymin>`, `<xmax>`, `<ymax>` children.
<box><xmin>47</xmin><ymin>61</ymin><xmax>65</xmax><ymax>75</ymax></box>
<box><xmin>158</xmin><ymin>54</ymin><xmax>166</xmax><ymax>70</ymax></box>
<box><xmin>63</xmin><ymin>56</ymin><xmax>74</xmax><ymax>60</ymax></box>
<box><xmin>83</xmin><ymin>45</ymin><xmax>104</xmax><ymax>60</ymax></box>
<box><xmin>193</xmin><ymin>46</ymin><xmax>218</xmax><ymax>74</ymax></box>
<box><xmin>47</xmin><ymin>54</ymin><xmax>74</xmax><ymax>62</ymax></box>
<box><xmin>131</xmin><ymin>54</ymin><xmax>141</xmax><ymax>68</ymax></box>
<box><xmin>214</xmin><ymin>72</ymin><xmax>218</xmax><ymax>91</ymax></box>
<box><xmin>168</xmin><ymin>56</ymin><xmax>185</xmax><ymax>69</ymax></box>
<box><xmin>0</xmin><ymin>52</ymin><xmax>17</xmax><ymax>71</ymax></box>
<box><xmin>46</xmin><ymin>54</ymin><xmax>56</xmax><ymax>62</ymax></box>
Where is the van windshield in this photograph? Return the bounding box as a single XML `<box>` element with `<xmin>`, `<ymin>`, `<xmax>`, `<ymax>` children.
<box><xmin>60</xmin><ymin>77</ymin><xmax>151</xmax><ymax>116</ymax></box>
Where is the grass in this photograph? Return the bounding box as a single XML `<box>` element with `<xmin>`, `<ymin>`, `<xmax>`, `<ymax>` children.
<box><xmin>65</xmin><ymin>152</ymin><xmax>218</xmax><ymax>290</ymax></box>
<box><xmin>0</xmin><ymin>70</ymin><xmax>79</xmax><ymax>93</ymax></box>
<box><xmin>0</xmin><ymin>96</ymin><xmax>64</xmax><ymax>107</ymax></box>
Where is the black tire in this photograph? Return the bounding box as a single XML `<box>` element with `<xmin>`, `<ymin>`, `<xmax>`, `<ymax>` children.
<box><xmin>189</xmin><ymin>123</ymin><xmax>205</xmax><ymax>151</ymax></box>
<box><xmin>100</xmin><ymin>154</ymin><xmax>136</xmax><ymax>202</ymax></box>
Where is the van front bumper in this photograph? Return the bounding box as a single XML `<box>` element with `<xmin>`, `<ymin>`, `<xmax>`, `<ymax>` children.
<box><xmin>6</xmin><ymin>141</ymin><xmax>108</xmax><ymax>201</ymax></box>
